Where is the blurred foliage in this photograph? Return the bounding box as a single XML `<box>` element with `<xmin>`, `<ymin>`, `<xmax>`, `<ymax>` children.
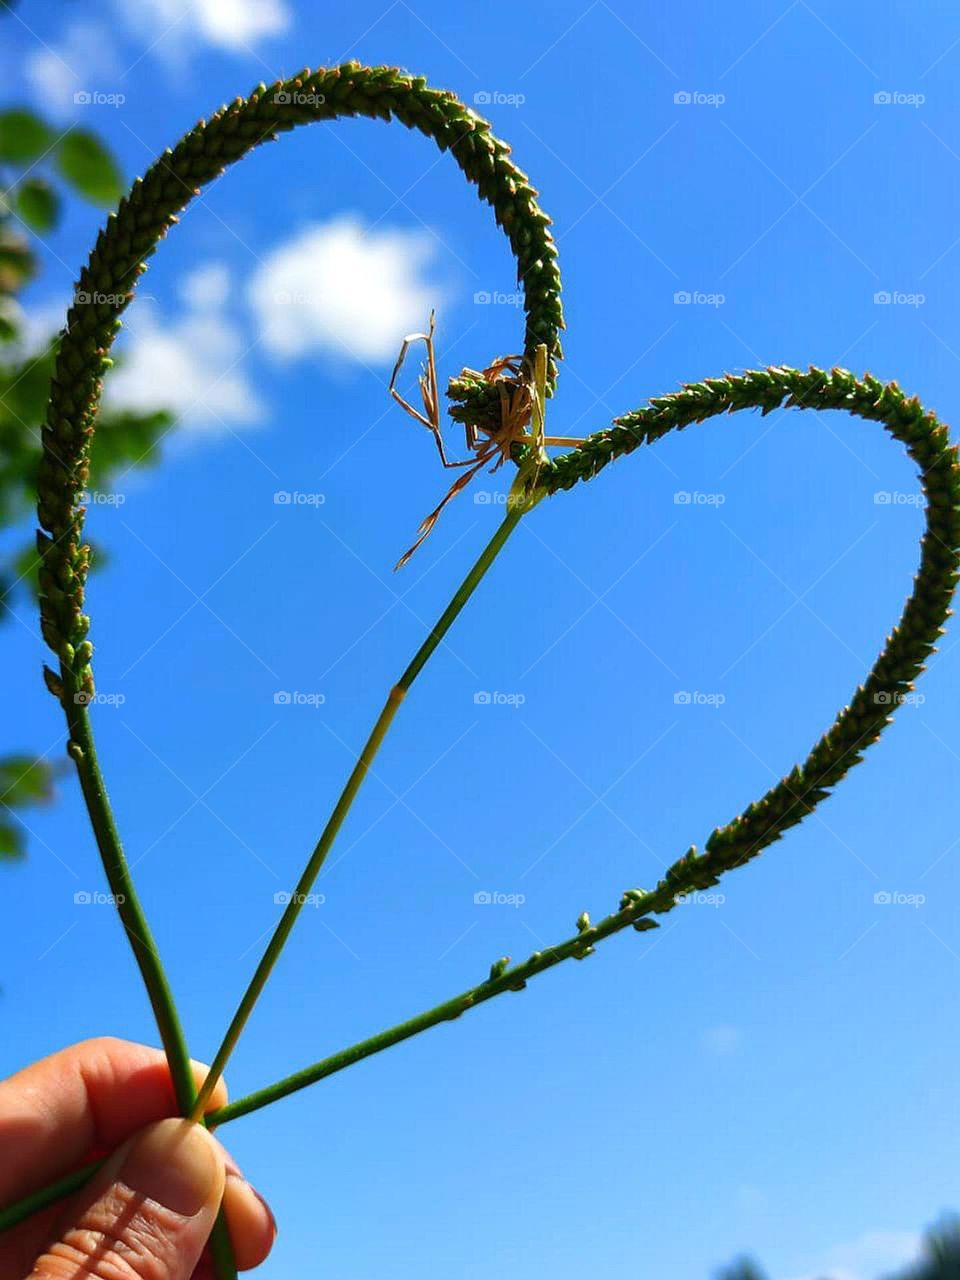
<box><xmin>716</xmin><ymin>1216</ymin><xmax>960</xmax><ymax>1280</ymax></box>
<box><xmin>717</xmin><ymin>1261</ymin><xmax>768</xmax><ymax>1280</ymax></box>
<box><xmin>0</xmin><ymin>101</ymin><xmax>174</xmax><ymax>859</ymax></box>
<box><xmin>0</xmin><ymin>106</ymin><xmax>123</xmax><ymax>208</ymax></box>
<box><xmin>895</xmin><ymin>1219</ymin><xmax>960</xmax><ymax>1280</ymax></box>
<box><xmin>0</xmin><ymin>755</ymin><xmax>57</xmax><ymax>858</ymax></box>
<box><xmin>54</xmin><ymin>129</ymin><xmax>124</xmax><ymax>206</ymax></box>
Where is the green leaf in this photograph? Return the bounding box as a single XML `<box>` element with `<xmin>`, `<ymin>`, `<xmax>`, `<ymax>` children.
<box><xmin>13</xmin><ymin>177</ymin><xmax>60</xmax><ymax>233</ymax></box>
<box><xmin>0</xmin><ymin>820</ymin><xmax>24</xmax><ymax>860</ymax></box>
<box><xmin>55</xmin><ymin>129</ymin><xmax>124</xmax><ymax>207</ymax></box>
<box><xmin>0</xmin><ymin>756</ymin><xmax>55</xmax><ymax>807</ymax></box>
<box><xmin>91</xmin><ymin>404</ymin><xmax>174</xmax><ymax>478</ymax></box>
<box><xmin>0</xmin><ymin>339</ymin><xmax>56</xmax><ymax>431</ymax></box>
<box><xmin>0</xmin><ymin>108</ymin><xmax>54</xmax><ymax>164</ymax></box>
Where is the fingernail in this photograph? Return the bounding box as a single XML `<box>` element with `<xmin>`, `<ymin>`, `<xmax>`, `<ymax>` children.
<box><xmin>227</xmin><ymin>1172</ymin><xmax>278</xmax><ymax>1240</ymax></box>
<box><xmin>120</xmin><ymin>1120</ymin><xmax>221</xmax><ymax>1217</ymax></box>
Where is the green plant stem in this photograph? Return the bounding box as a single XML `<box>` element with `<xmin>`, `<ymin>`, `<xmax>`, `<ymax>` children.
<box><xmin>191</xmin><ymin>502</ymin><xmax>527</xmax><ymax>1119</ymax></box>
<box><xmin>0</xmin><ymin>1160</ymin><xmax>235</xmax><ymax>1272</ymax></box>
<box><xmin>207</xmin><ymin>919</ymin><xmax>646</xmax><ymax>1127</ymax></box>
<box><xmin>66</xmin><ymin>704</ymin><xmax>195</xmax><ymax>1113</ymax></box>
<box><xmin>208</xmin><ymin>1215</ymin><xmax>237</xmax><ymax>1278</ymax></box>
<box><xmin>0</xmin><ymin>839</ymin><xmax>623</xmax><ymax>1234</ymax></box>
<box><xmin>33</xmin><ymin>69</ymin><xmax>560</xmax><ymax>1270</ymax></box>
<box><xmin>12</xmin><ymin>365</ymin><xmax>957</xmax><ymax>1243</ymax></box>
<box><xmin>0</xmin><ymin>1165</ymin><xmax>104</xmax><ymax>1234</ymax></box>
<box><xmin>65</xmin><ymin>704</ymin><xmax>239</xmax><ymax>1278</ymax></box>
<box><xmin>1</xmin><ymin>501</ymin><xmax>531</xmax><ymax>1235</ymax></box>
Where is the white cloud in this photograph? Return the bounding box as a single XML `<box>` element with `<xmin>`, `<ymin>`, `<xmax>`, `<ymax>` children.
<box><xmin>192</xmin><ymin>0</ymin><xmax>290</xmax><ymax>48</ymax></box>
<box><xmin>106</xmin><ymin>261</ymin><xmax>263</xmax><ymax>431</ymax></box>
<box><xmin>117</xmin><ymin>0</ymin><xmax>291</xmax><ymax>54</ymax></box>
<box><xmin>247</xmin><ymin>217</ymin><xmax>444</xmax><ymax>366</ymax></box>
<box><xmin>181</xmin><ymin>261</ymin><xmax>232</xmax><ymax>309</ymax></box>
<box><xmin>783</xmin><ymin>1230</ymin><xmax>924</xmax><ymax>1280</ymax></box>
<box><xmin>10</xmin><ymin>297</ymin><xmax>68</xmax><ymax>357</ymax></box>
<box><xmin>23</xmin><ymin>1</ymin><xmax>290</xmax><ymax>113</ymax></box>
<box><xmin>26</xmin><ymin>22</ymin><xmax>122</xmax><ymax>117</ymax></box>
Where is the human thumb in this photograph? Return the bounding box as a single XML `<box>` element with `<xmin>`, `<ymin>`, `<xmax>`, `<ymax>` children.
<box><xmin>28</xmin><ymin>1119</ymin><xmax>225</xmax><ymax>1280</ymax></box>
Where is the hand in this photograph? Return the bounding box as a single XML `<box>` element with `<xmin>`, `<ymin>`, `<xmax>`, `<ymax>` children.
<box><xmin>0</xmin><ymin>1038</ymin><xmax>277</xmax><ymax>1279</ymax></box>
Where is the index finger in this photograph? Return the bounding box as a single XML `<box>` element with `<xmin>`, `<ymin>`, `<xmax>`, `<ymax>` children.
<box><xmin>0</xmin><ymin>1037</ymin><xmax>228</xmax><ymax>1206</ymax></box>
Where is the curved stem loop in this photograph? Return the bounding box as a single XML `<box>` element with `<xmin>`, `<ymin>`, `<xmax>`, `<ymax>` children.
<box><xmin>11</xmin><ymin>364</ymin><xmax>957</xmax><ymax>1238</ymax></box>
<box><xmin>20</xmin><ymin>55</ymin><xmax>960</xmax><ymax>1279</ymax></box>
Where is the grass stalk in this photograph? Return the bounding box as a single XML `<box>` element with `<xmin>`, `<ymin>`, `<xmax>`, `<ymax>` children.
<box><xmin>191</xmin><ymin>500</ymin><xmax>529</xmax><ymax>1118</ymax></box>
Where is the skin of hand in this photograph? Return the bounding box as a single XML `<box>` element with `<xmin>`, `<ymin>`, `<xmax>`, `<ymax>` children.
<box><xmin>0</xmin><ymin>1038</ymin><xmax>277</xmax><ymax>1279</ymax></box>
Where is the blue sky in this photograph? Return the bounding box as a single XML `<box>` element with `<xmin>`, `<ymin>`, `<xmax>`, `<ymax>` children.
<box><xmin>2</xmin><ymin>2</ymin><xmax>960</xmax><ymax>1278</ymax></box>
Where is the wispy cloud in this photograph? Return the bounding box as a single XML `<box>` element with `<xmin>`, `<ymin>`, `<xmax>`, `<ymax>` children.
<box><xmin>27</xmin><ymin>213</ymin><xmax>446</xmax><ymax>443</ymax></box>
<box><xmin>117</xmin><ymin>0</ymin><xmax>292</xmax><ymax>56</ymax></box>
<box><xmin>106</xmin><ymin>262</ymin><xmax>264</xmax><ymax>431</ymax></box>
<box><xmin>23</xmin><ymin>0</ymin><xmax>291</xmax><ymax>114</ymax></box>
<box><xmin>783</xmin><ymin>1230</ymin><xmax>924</xmax><ymax>1280</ymax></box>
<box><xmin>247</xmin><ymin>216</ymin><xmax>445</xmax><ymax>365</ymax></box>
<box><xmin>25</xmin><ymin>22</ymin><xmax>123</xmax><ymax>116</ymax></box>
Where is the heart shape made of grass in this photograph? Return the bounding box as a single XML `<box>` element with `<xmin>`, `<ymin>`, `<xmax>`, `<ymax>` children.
<box><xmin>31</xmin><ymin>63</ymin><xmax>960</xmax><ymax>1207</ymax></box>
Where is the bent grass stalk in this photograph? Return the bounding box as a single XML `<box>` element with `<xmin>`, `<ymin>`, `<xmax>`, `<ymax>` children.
<box><xmin>7</xmin><ymin>364</ymin><xmax>959</xmax><ymax>1237</ymax></box>
<box><xmin>65</xmin><ymin>705</ymin><xmax>195</xmax><ymax>1115</ymax></box>
<box><xmin>10</xmin><ymin>60</ymin><xmax>960</xmax><ymax>1267</ymax></box>
<box><xmin>190</xmin><ymin>495</ymin><xmax>531</xmax><ymax>1118</ymax></box>
<box><xmin>0</xmin><ymin>493</ymin><xmax>536</xmax><ymax>1235</ymax></box>
<box><xmin>29</xmin><ymin>65</ymin><xmax>565</xmax><ymax>1280</ymax></box>
<box><xmin>65</xmin><ymin>703</ymin><xmax>239</xmax><ymax>1276</ymax></box>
